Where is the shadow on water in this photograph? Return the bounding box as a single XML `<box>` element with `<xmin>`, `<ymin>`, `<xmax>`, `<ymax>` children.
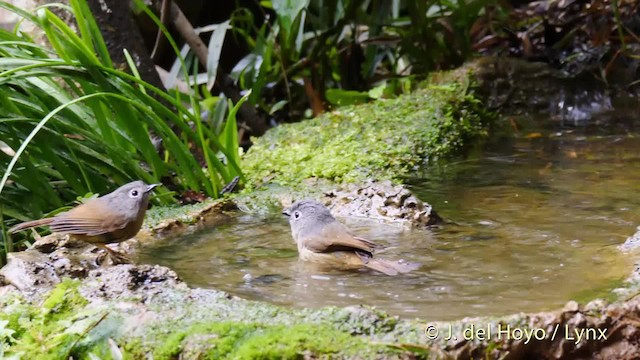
<box><xmin>138</xmin><ymin>115</ymin><xmax>640</xmax><ymax>321</ymax></box>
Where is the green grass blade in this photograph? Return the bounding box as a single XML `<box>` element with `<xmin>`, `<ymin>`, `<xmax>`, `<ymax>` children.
<box><xmin>69</xmin><ymin>0</ymin><xmax>114</xmax><ymax>67</ymax></box>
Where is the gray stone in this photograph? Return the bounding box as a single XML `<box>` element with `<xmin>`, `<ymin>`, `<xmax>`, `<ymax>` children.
<box><xmin>0</xmin><ymin>250</ymin><xmax>61</xmax><ymax>297</ymax></box>
<box><xmin>323</xmin><ymin>181</ymin><xmax>442</xmax><ymax>227</ymax></box>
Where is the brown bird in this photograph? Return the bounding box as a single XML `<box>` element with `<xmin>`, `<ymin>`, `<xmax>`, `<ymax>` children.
<box><xmin>283</xmin><ymin>199</ymin><xmax>420</xmax><ymax>276</ymax></box>
<box><xmin>9</xmin><ymin>181</ymin><xmax>159</xmax><ymax>263</ymax></box>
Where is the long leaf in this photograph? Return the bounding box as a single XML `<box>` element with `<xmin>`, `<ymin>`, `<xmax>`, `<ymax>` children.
<box><xmin>206</xmin><ymin>20</ymin><xmax>230</xmax><ymax>89</ymax></box>
<box><xmin>69</xmin><ymin>0</ymin><xmax>113</xmax><ymax>67</ymax></box>
<box><xmin>0</xmin><ymin>92</ymin><xmax>113</xmax><ymax>195</ymax></box>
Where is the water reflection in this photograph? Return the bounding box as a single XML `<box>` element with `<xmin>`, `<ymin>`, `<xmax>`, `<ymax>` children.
<box><xmin>138</xmin><ymin>126</ymin><xmax>639</xmax><ymax>321</ymax></box>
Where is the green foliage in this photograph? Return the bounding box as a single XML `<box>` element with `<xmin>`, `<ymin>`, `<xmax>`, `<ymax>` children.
<box><xmin>0</xmin><ymin>320</ymin><xmax>16</xmax><ymax>358</ymax></box>
<box><xmin>325</xmin><ymin>78</ymin><xmax>416</xmax><ymax>106</ymax></box>
<box><xmin>243</xmin><ymin>77</ymin><xmax>492</xmax><ymax>187</ymax></box>
<box><xmin>401</xmin><ymin>0</ymin><xmax>491</xmax><ymax>73</ymax></box>
<box><xmin>230</xmin><ymin>0</ymin><xmax>499</xmax><ymax>117</ymax></box>
<box><xmin>0</xmin><ymin>1</ymin><xmax>245</xmax><ymax>262</ymax></box>
<box><xmin>325</xmin><ymin>88</ymin><xmax>371</xmax><ymax>106</ymax></box>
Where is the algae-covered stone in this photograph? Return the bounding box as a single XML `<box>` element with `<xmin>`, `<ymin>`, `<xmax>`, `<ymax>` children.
<box><xmin>4</xmin><ymin>269</ymin><xmax>640</xmax><ymax>359</ymax></box>
<box><xmin>0</xmin><ymin>274</ymin><xmax>417</xmax><ymax>359</ymax></box>
<box><xmin>243</xmin><ymin>79</ymin><xmax>493</xmax><ymax>188</ymax></box>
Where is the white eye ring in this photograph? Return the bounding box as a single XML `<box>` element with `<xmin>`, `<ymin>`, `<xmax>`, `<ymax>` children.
<box><xmin>129</xmin><ymin>189</ymin><xmax>140</xmax><ymax>198</ymax></box>
<box><xmin>294</xmin><ymin>211</ymin><xmax>301</xmax><ymax>219</ymax></box>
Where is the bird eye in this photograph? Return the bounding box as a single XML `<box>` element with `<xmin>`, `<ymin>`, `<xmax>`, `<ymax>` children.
<box><xmin>129</xmin><ymin>189</ymin><xmax>140</xmax><ymax>198</ymax></box>
<box><xmin>294</xmin><ymin>211</ymin><xmax>301</xmax><ymax>219</ymax></box>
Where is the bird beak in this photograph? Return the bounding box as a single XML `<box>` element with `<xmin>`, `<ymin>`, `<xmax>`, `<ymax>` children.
<box><xmin>146</xmin><ymin>183</ymin><xmax>161</xmax><ymax>193</ymax></box>
<box><xmin>282</xmin><ymin>208</ymin><xmax>291</xmax><ymax>217</ymax></box>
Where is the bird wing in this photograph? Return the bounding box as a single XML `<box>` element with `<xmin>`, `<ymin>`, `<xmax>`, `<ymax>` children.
<box><xmin>302</xmin><ymin>221</ymin><xmax>380</xmax><ymax>254</ymax></box>
<box><xmin>48</xmin><ymin>199</ymin><xmax>129</xmax><ymax>236</ymax></box>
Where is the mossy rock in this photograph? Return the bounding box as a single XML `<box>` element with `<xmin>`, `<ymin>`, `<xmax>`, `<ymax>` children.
<box><xmin>0</xmin><ymin>278</ymin><xmax>417</xmax><ymax>359</ymax></box>
<box><xmin>243</xmin><ymin>76</ymin><xmax>494</xmax><ymax>189</ymax></box>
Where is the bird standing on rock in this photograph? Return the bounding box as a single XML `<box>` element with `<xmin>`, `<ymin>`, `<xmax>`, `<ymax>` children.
<box><xmin>283</xmin><ymin>199</ymin><xmax>420</xmax><ymax>276</ymax></box>
<box><xmin>9</xmin><ymin>181</ymin><xmax>160</xmax><ymax>264</ymax></box>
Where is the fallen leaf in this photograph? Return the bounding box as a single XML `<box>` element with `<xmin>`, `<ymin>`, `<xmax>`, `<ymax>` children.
<box><xmin>525</xmin><ymin>132</ymin><xmax>543</xmax><ymax>139</ymax></box>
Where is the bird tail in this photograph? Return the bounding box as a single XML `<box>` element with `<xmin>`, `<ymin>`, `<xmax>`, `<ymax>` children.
<box><xmin>365</xmin><ymin>258</ymin><xmax>421</xmax><ymax>276</ymax></box>
<box><xmin>9</xmin><ymin>218</ymin><xmax>53</xmax><ymax>234</ymax></box>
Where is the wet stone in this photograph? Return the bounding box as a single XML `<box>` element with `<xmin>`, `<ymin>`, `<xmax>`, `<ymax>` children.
<box><xmin>563</xmin><ymin>300</ymin><xmax>580</xmax><ymax>313</ymax></box>
<box><xmin>80</xmin><ymin>264</ymin><xmax>186</xmax><ymax>301</ymax></box>
<box><xmin>0</xmin><ymin>234</ymin><xmax>140</xmax><ymax>300</ymax></box>
<box><xmin>323</xmin><ymin>181</ymin><xmax>442</xmax><ymax>227</ymax></box>
<box><xmin>584</xmin><ymin>299</ymin><xmax>608</xmax><ymax>313</ymax></box>
<box><xmin>620</xmin><ymin>226</ymin><xmax>640</xmax><ymax>251</ymax></box>
<box><xmin>32</xmin><ymin>234</ymin><xmax>60</xmax><ymax>253</ymax></box>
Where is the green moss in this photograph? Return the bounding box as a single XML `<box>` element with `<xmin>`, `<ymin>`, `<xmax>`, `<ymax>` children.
<box><xmin>572</xmin><ymin>278</ymin><xmax>626</xmax><ymax>303</ymax></box>
<box><xmin>0</xmin><ymin>279</ymin><xmax>99</xmax><ymax>359</ymax></box>
<box><xmin>122</xmin><ymin>338</ymin><xmax>145</xmax><ymax>360</ymax></box>
<box><xmin>143</xmin><ymin>198</ymin><xmax>236</xmax><ymax>229</ymax></box>
<box><xmin>154</xmin><ymin>322</ymin><xmax>400</xmax><ymax>360</ymax></box>
<box><xmin>41</xmin><ymin>279</ymin><xmax>89</xmax><ymax>320</ymax></box>
<box><xmin>243</xmin><ymin>79</ymin><xmax>493</xmax><ymax>189</ymax></box>
<box><xmin>144</xmin><ymin>202</ymin><xmax>205</xmax><ymax>228</ymax></box>
<box><xmin>0</xmin><ymin>280</ymin><xmax>417</xmax><ymax>359</ymax></box>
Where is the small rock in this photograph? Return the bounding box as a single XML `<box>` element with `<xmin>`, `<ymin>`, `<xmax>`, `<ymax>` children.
<box><xmin>81</xmin><ymin>264</ymin><xmax>184</xmax><ymax>301</ymax></box>
<box><xmin>584</xmin><ymin>299</ymin><xmax>608</xmax><ymax>313</ymax></box>
<box><xmin>0</xmin><ymin>251</ymin><xmax>61</xmax><ymax>296</ymax></box>
<box><xmin>563</xmin><ymin>300</ymin><xmax>580</xmax><ymax>313</ymax></box>
<box><xmin>32</xmin><ymin>233</ymin><xmax>68</xmax><ymax>253</ymax></box>
<box><xmin>322</xmin><ymin>181</ymin><xmax>442</xmax><ymax>227</ymax></box>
